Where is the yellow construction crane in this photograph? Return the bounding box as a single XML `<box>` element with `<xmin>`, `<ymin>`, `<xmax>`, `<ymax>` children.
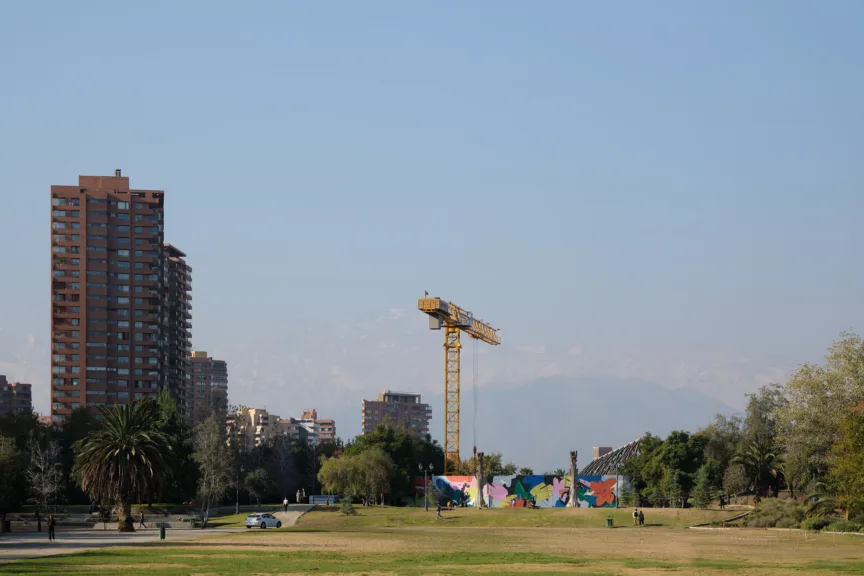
<box><xmin>418</xmin><ymin>295</ymin><xmax>501</xmax><ymax>474</ymax></box>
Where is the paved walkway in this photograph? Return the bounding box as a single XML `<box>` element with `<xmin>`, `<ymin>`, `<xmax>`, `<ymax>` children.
<box><xmin>0</xmin><ymin>505</ymin><xmax>314</xmax><ymax>564</ymax></box>
<box><xmin>272</xmin><ymin>505</ymin><xmax>314</xmax><ymax>527</ymax></box>
<box><xmin>0</xmin><ymin>528</ymin><xmax>238</xmax><ymax>563</ymax></box>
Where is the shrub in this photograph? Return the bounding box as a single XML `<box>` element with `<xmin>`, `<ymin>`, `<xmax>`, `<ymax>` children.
<box><xmin>742</xmin><ymin>499</ymin><xmax>806</xmax><ymax>528</ymax></box>
<box><xmin>340</xmin><ymin>500</ymin><xmax>357</xmax><ymax>516</ymax></box>
<box><xmin>776</xmin><ymin>517</ymin><xmax>800</xmax><ymax>529</ymax></box>
<box><xmin>801</xmin><ymin>518</ymin><xmax>829</xmax><ymax>531</ymax></box>
<box><xmin>824</xmin><ymin>521</ymin><xmax>862</xmax><ymax>533</ymax></box>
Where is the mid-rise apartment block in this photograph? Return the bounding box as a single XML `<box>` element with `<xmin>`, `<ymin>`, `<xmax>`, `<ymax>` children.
<box><xmin>0</xmin><ymin>376</ymin><xmax>32</xmax><ymax>416</ymax></box>
<box><xmin>301</xmin><ymin>409</ymin><xmax>337</xmax><ymax>445</ymax></box>
<box><xmin>234</xmin><ymin>407</ymin><xmax>281</xmax><ymax>451</ymax></box>
<box><xmin>164</xmin><ymin>244</ymin><xmax>193</xmax><ymax>423</ymax></box>
<box><xmin>50</xmin><ymin>172</ymin><xmax>165</xmax><ymax>423</ymax></box>
<box><xmin>191</xmin><ymin>351</ymin><xmax>228</xmax><ymax>419</ymax></box>
<box><xmin>231</xmin><ymin>407</ymin><xmax>337</xmax><ymax>451</ymax></box>
<box><xmin>361</xmin><ymin>391</ymin><xmax>431</xmax><ymax>438</ymax></box>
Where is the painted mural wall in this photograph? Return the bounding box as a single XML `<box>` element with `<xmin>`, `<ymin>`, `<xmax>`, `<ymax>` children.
<box><xmin>431</xmin><ymin>475</ymin><xmax>623</xmax><ymax>508</ymax></box>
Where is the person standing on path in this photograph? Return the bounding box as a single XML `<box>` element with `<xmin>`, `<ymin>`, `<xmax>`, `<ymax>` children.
<box><xmin>296</xmin><ymin>489</ymin><xmax>301</xmax><ymax>504</ymax></box>
<box><xmin>139</xmin><ymin>511</ymin><xmax>147</xmax><ymax>529</ymax></box>
<box><xmin>283</xmin><ymin>497</ymin><xmax>289</xmax><ymax>512</ymax></box>
<box><xmin>47</xmin><ymin>515</ymin><xmax>56</xmax><ymax>542</ymax></box>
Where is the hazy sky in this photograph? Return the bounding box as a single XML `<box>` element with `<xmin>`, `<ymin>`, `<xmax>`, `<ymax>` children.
<box><xmin>2</xmin><ymin>2</ymin><xmax>863</xmax><ymax>444</ymax></box>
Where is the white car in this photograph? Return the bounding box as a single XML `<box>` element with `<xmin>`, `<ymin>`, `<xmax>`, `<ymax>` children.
<box><xmin>245</xmin><ymin>513</ymin><xmax>282</xmax><ymax>529</ymax></box>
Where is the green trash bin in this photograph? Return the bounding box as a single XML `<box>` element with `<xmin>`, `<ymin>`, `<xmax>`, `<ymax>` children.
<box><xmin>159</xmin><ymin>522</ymin><xmax>166</xmax><ymax>541</ymax></box>
<box><xmin>605</xmin><ymin>516</ymin><xmax>614</xmax><ymax>528</ymax></box>
<box><xmin>189</xmin><ymin>518</ymin><xmax>197</xmax><ymax>529</ymax></box>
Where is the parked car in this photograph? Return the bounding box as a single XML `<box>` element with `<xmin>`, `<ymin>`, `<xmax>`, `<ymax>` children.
<box><xmin>245</xmin><ymin>513</ymin><xmax>282</xmax><ymax>529</ymax></box>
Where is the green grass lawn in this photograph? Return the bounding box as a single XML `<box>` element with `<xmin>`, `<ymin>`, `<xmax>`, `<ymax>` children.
<box><xmin>2</xmin><ymin>506</ymin><xmax>863</xmax><ymax>576</ymax></box>
<box><xmin>300</xmin><ymin>503</ymin><xmax>736</xmax><ymax>529</ymax></box>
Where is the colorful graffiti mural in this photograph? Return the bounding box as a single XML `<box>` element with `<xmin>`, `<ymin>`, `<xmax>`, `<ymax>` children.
<box><xmin>431</xmin><ymin>475</ymin><xmax>623</xmax><ymax>508</ymax></box>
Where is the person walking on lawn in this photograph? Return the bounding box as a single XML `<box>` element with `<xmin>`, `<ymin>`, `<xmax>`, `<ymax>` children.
<box><xmin>47</xmin><ymin>515</ymin><xmax>56</xmax><ymax>542</ymax></box>
<box><xmin>633</xmin><ymin>508</ymin><xmax>639</xmax><ymax>526</ymax></box>
<box><xmin>139</xmin><ymin>510</ymin><xmax>147</xmax><ymax>529</ymax></box>
<box><xmin>283</xmin><ymin>497</ymin><xmax>289</xmax><ymax>512</ymax></box>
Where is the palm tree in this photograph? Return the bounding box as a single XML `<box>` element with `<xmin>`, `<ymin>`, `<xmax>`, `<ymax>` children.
<box><xmin>805</xmin><ymin>482</ymin><xmax>840</xmax><ymax>519</ymax></box>
<box><xmin>732</xmin><ymin>436</ymin><xmax>781</xmax><ymax>498</ymax></box>
<box><xmin>73</xmin><ymin>400</ymin><xmax>172</xmax><ymax>532</ymax></box>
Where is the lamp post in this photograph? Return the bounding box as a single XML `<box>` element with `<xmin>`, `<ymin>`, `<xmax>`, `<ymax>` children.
<box><xmin>235</xmin><ymin>465</ymin><xmax>244</xmax><ymax>515</ymax></box>
<box><xmin>420</xmin><ymin>464</ymin><xmax>431</xmax><ymax>511</ymax></box>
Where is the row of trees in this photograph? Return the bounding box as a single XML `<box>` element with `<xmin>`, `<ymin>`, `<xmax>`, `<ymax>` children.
<box><xmin>0</xmin><ymin>390</ymin><xmax>333</xmax><ymax>531</ymax></box>
<box><xmin>318</xmin><ymin>425</ymin><xmax>445</xmax><ymax>507</ymax></box>
<box><xmin>622</xmin><ymin>332</ymin><xmax>864</xmax><ymax>520</ymax></box>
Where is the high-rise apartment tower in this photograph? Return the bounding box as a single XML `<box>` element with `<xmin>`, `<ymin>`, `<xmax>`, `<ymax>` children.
<box><xmin>163</xmin><ymin>244</ymin><xmax>193</xmax><ymax>423</ymax></box>
<box><xmin>50</xmin><ymin>172</ymin><xmax>165</xmax><ymax>424</ymax></box>
<box><xmin>190</xmin><ymin>351</ymin><xmax>228</xmax><ymax>420</ymax></box>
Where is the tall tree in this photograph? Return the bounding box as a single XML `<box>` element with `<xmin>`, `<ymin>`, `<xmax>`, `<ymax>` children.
<box><xmin>243</xmin><ymin>468</ymin><xmax>271</xmax><ymax>507</ymax></box>
<box><xmin>360</xmin><ymin>447</ymin><xmax>395</xmax><ymax>505</ymax></box>
<box><xmin>827</xmin><ymin>402</ymin><xmax>864</xmax><ymax>520</ymax></box>
<box><xmin>722</xmin><ymin>463</ymin><xmax>749</xmax><ymax>498</ymax></box>
<box><xmin>733</xmin><ymin>436</ymin><xmax>781</xmax><ymax>497</ymax></box>
<box><xmin>691</xmin><ymin>464</ymin><xmax>713</xmax><ymax>509</ymax></box>
<box><xmin>73</xmin><ymin>401</ymin><xmax>171</xmax><ymax>531</ymax></box>
<box><xmin>0</xmin><ymin>437</ymin><xmax>24</xmax><ymax>529</ymax></box>
<box><xmin>779</xmin><ymin>332</ymin><xmax>864</xmax><ymax>485</ymax></box>
<box><xmin>192</xmin><ymin>415</ymin><xmax>232</xmax><ymax>526</ymax></box>
<box><xmin>26</xmin><ymin>435</ymin><xmax>64</xmax><ymax>514</ymax></box>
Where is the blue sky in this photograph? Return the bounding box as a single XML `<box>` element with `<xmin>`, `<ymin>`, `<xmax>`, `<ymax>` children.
<box><xmin>1</xmin><ymin>2</ymin><xmax>863</xmax><ymax>440</ymax></box>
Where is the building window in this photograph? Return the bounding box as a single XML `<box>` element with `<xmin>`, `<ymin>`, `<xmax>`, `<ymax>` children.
<box><xmin>53</xmin><ymin>210</ymin><xmax>66</xmax><ymax>217</ymax></box>
<box><xmin>52</xmin><ymin>198</ymin><xmax>65</xmax><ymax>206</ymax></box>
<box><xmin>117</xmin><ymin>201</ymin><xmax>129</xmax><ymax>210</ymax></box>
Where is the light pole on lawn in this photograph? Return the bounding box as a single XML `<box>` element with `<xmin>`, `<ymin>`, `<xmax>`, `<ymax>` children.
<box><xmin>420</xmin><ymin>464</ymin><xmax>432</xmax><ymax>511</ymax></box>
<box><xmin>235</xmin><ymin>465</ymin><xmax>244</xmax><ymax>515</ymax></box>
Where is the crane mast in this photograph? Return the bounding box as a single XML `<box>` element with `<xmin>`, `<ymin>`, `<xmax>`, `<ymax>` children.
<box><xmin>418</xmin><ymin>296</ymin><xmax>500</xmax><ymax>474</ymax></box>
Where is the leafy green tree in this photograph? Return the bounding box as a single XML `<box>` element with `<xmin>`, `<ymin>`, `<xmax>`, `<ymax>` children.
<box><xmin>73</xmin><ymin>401</ymin><xmax>171</xmax><ymax>531</ymax></box>
<box><xmin>0</xmin><ymin>437</ymin><xmax>24</xmax><ymax>528</ymax></box>
<box><xmin>827</xmin><ymin>402</ymin><xmax>864</xmax><ymax>520</ymax></box>
<box><xmin>691</xmin><ymin>464</ymin><xmax>713</xmax><ymax>509</ymax></box>
<box><xmin>723</xmin><ymin>463</ymin><xmax>749</xmax><ymax>497</ymax></box>
<box><xmin>344</xmin><ymin>426</ymin><xmax>443</xmax><ymax>503</ymax></box>
<box><xmin>518</xmin><ymin>467</ymin><xmax>534</xmax><ymax>476</ymax></box>
<box><xmin>192</xmin><ymin>415</ymin><xmax>233</xmax><ymax>526</ymax></box>
<box><xmin>659</xmin><ymin>468</ymin><xmax>683</xmax><ymax>508</ymax></box>
<box><xmin>359</xmin><ymin>447</ymin><xmax>395</xmax><ymax>505</ymax></box>
<box><xmin>779</xmin><ymin>332</ymin><xmax>864</xmax><ymax>485</ymax></box>
<box><xmin>243</xmin><ymin>468</ymin><xmax>271</xmax><ymax>506</ymax></box>
<box><xmin>700</xmin><ymin>414</ymin><xmax>743</xmax><ymax>488</ymax></box>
